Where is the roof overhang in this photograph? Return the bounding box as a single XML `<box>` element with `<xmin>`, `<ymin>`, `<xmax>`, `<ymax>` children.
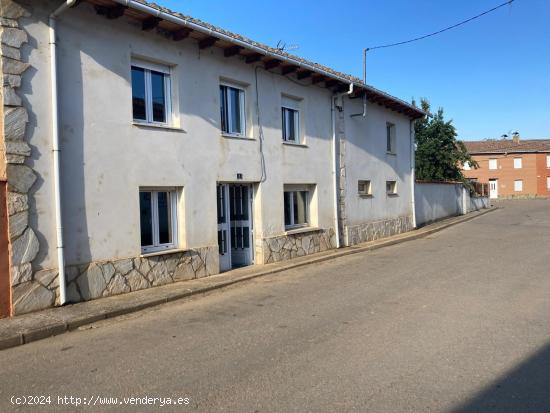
<box><xmin>86</xmin><ymin>0</ymin><xmax>426</xmax><ymax>119</ymax></box>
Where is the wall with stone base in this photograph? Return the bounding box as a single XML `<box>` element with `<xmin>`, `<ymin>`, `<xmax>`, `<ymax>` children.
<box><xmin>344</xmin><ymin>215</ymin><xmax>413</xmax><ymax>247</ymax></box>
<box><xmin>261</xmin><ymin>228</ymin><xmax>336</xmax><ymax>264</ymax></box>
<box><xmin>12</xmin><ymin>245</ymin><xmax>219</xmax><ymax>315</ymax></box>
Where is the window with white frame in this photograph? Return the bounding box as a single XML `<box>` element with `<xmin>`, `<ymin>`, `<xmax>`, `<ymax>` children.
<box><xmin>386</xmin><ymin>180</ymin><xmax>397</xmax><ymax>195</ymax></box>
<box><xmin>547</xmin><ymin>176</ymin><xmax>550</xmax><ymax>190</ymax></box>
<box><xmin>547</xmin><ymin>155</ymin><xmax>550</xmax><ymax>168</ymax></box>
<box><xmin>513</xmin><ymin>157</ymin><xmax>522</xmax><ymax>169</ymax></box>
<box><xmin>139</xmin><ymin>189</ymin><xmax>178</xmax><ymax>253</ymax></box>
<box><xmin>386</xmin><ymin>122</ymin><xmax>396</xmax><ymax>154</ymax></box>
<box><xmin>284</xmin><ymin>188</ymin><xmax>309</xmax><ymax>229</ymax></box>
<box><xmin>131</xmin><ymin>61</ymin><xmax>172</xmax><ymax>125</ymax></box>
<box><xmin>358</xmin><ymin>180</ymin><xmax>372</xmax><ymax>196</ymax></box>
<box><xmin>281</xmin><ymin>95</ymin><xmax>301</xmax><ymax>143</ymax></box>
<box><xmin>463</xmin><ymin>161</ymin><xmax>472</xmax><ymax>171</ymax></box>
<box><xmin>514</xmin><ymin>180</ymin><xmax>523</xmax><ymax>192</ymax></box>
<box><xmin>489</xmin><ymin>159</ymin><xmax>498</xmax><ymax>170</ymax></box>
<box><xmin>220</xmin><ymin>84</ymin><xmax>246</xmax><ymax>136</ymax></box>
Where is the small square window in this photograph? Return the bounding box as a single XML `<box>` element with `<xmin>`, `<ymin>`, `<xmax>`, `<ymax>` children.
<box><xmin>514</xmin><ymin>180</ymin><xmax>523</xmax><ymax>192</ymax></box>
<box><xmin>513</xmin><ymin>158</ymin><xmax>522</xmax><ymax>169</ymax></box>
<box><xmin>131</xmin><ymin>63</ymin><xmax>171</xmax><ymax>125</ymax></box>
<box><xmin>489</xmin><ymin>159</ymin><xmax>498</xmax><ymax>170</ymax></box>
<box><xmin>386</xmin><ymin>180</ymin><xmax>397</xmax><ymax>195</ymax></box>
<box><xmin>463</xmin><ymin>162</ymin><xmax>471</xmax><ymax>171</ymax></box>
<box><xmin>358</xmin><ymin>180</ymin><xmax>372</xmax><ymax>196</ymax></box>
<box><xmin>284</xmin><ymin>189</ymin><xmax>309</xmax><ymax>229</ymax></box>
<box><xmin>139</xmin><ymin>189</ymin><xmax>178</xmax><ymax>253</ymax></box>
<box><xmin>220</xmin><ymin>84</ymin><xmax>246</xmax><ymax>136</ymax></box>
<box><xmin>386</xmin><ymin>122</ymin><xmax>396</xmax><ymax>154</ymax></box>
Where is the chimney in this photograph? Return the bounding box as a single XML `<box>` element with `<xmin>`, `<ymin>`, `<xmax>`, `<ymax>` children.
<box><xmin>512</xmin><ymin>131</ymin><xmax>520</xmax><ymax>144</ymax></box>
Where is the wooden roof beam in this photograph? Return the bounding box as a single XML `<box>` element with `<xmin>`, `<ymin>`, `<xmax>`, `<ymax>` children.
<box><xmin>311</xmin><ymin>75</ymin><xmax>325</xmax><ymax>85</ymax></box>
<box><xmin>296</xmin><ymin>70</ymin><xmax>312</xmax><ymax>80</ymax></box>
<box><xmin>224</xmin><ymin>45</ymin><xmax>243</xmax><ymax>57</ymax></box>
<box><xmin>245</xmin><ymin>53</ymin><xmax>263</xmax><ymax>64</ymax></box>
<box><xmin>173</xmin><ymin>28</ymin><xmax>192</xmax><ymax>41</ymax></box>
<box><xmin>95</xmin><ymin>4</ymin><xmax>127</xmax><ymax>19</ymax></box>
<box><xmin>142</xmin><ymin>17</ymin><xmax>162</xmax><ymax>31</ymax></box>
<box><xmin>264</xmin><ymin>59</ymin><xmax>281</xmax><ymax>70</ymax></box>
<box><xmin>281</xmin><ymin>65</ymin><xmax>298</xmax><ymax>75</ymax></box>
<box><xmin>199</xmin><ymin>36</ymin><xmax>218</xmax><ymax>49</ymax></box>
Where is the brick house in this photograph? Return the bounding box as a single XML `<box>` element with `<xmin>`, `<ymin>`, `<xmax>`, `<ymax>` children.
<box><xmin>462</xmin><ymin>136</ymin><xmax>550</xmax><ymax>199</ymax></box>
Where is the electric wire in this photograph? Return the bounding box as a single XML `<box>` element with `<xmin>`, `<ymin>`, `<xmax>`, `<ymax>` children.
<box><xmin>365</xmin><ymin>0</ymin><xmax>515</xmax><ymax>52</ymax></box>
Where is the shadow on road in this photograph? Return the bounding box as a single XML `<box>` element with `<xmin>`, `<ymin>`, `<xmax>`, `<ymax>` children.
<box><xmin>451</xmin><ymin>343</ymin><xmax>550</xmax><ymax>412</ymax></box>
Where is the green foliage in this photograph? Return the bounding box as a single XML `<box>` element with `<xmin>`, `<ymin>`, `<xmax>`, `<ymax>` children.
<box><xmin>414</xmin><ymin>99</ymin><xmax>477</xmax><ymax>183</ymax></box>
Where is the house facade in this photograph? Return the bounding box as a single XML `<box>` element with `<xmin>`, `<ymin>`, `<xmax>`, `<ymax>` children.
<box><xmin>0</xmin><ymin>0</ymin><xmax>424</xmax><ymax>317</ymax></box>
<box><xmin>463</xmin><ymin>137</ymin><xmax>550</xmax><ymax>199</ymax></box>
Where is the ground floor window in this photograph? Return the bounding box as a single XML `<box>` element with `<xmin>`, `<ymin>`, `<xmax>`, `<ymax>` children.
<box><xmin>139</xmin><ymin>189</ymin><xmax>178</xmax><ymax>253</ymax></box>
<box><xmin>284</xmin><ymin>189</ymin><xmax>309</xmax><ymax>229</ymax></box>
<box><xmin>386</xmin><ymin>180</ymin><xmax>398</xmax><ymax>195</ymax></box>
<box><xmin>514</xmin><ymin>180</ymin><xmax>523</xmax><ymax>192</ymax></box>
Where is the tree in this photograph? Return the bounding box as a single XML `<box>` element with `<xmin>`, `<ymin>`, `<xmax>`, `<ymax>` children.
<box><xmin>414</xmin><ymin>99</ymin><xmax>477</xmax><ymax>182</ymax></box>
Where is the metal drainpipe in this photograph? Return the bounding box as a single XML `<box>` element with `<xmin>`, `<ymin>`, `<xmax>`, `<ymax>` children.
<box><xmin>332</xmin><ymin>83</ymin><xmax>354</xmax><ymax>248</ymax></box>
<box><xmin>49</xmin><ymin>0</ymin><xmax>78</xmax><ymax>305</ymax></box>
<box><xmin>410</xmin><ymin>119</ymin><xmax>417</xmax><ymax>229</ymax></box>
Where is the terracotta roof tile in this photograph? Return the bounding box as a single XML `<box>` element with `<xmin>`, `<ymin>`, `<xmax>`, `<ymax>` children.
<box><xmin>464</xmin><ymin>139</ymin><xmax>550</xmax><ymax>154</ymax></box>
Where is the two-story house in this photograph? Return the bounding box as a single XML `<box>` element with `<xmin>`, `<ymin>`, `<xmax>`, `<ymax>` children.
<box><xmin>0</xmin><ymin>0</ymin><xmax>424</xmax><ymax>316</ymax></box>
<box><xmin>463</xmin><ymin>135</ymin><xmax>550</xmax><ymax>199</ymax></box>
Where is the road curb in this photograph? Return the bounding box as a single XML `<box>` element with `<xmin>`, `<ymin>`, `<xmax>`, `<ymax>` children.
<box><xmin>0</xmin><ymin>207</ymin><xmax>497</xmax><ymax>351</ymax></box>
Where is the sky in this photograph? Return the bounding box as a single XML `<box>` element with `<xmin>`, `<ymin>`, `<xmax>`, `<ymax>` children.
<box><xmin>154</xmin><ymin>0</ymin><xmax>548</xmax><ymax>141</ymax></box>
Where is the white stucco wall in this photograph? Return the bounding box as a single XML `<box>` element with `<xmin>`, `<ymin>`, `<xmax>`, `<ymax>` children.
<box><xmin>414</xmin><ymin>182</ymin><xmax>464</xmax><ymax>226</ymax></box>
<box><xmin>342</xmin><ymin>97</ymin><xmax>414</xmax><ymax>226</ymax></box>
<box><xmin>21</xmin><ymin>1</ymin><xmax>336</xmax><ymax>270</ymax></box>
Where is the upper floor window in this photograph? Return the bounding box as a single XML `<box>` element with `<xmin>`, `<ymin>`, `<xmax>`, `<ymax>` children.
<box><xmin>463</xmin><ymin>161</ymin><xmax>472</xmax><ymax>171</ymax></box>
<box><xmin>488</xmin><ymin>159</ymin><xmax>498</xmax><ymax>170</ymax></box>
<box><xmin>284</xmin><ymin>187</ymin><xmax>309</xmax><ymax>229</ymax></box>
<box><xmin>358</xmin><ymin>180</ymin><xmax>372</xmax><ymax>196</ymax></box>
<box><xmin>220</xmin><ymin>84</ymin><xmax>246</xmax><ymax>137</ymax></box>
<box><xmin>131</xmin><ymin>61</ymin><xmax>171</xmax><ymax>125</ymax></box>
<box><xmin>513</xmin><ymin>157</ymin><xmax>522</xmax><ymax>169</ymax></box>
<box><xmin>281</xmin><ymin>95</ymin><xmax>301</xmax><ymax>144</ymax></box>
<box><xmin>386</xmin><ymin>122</ymin><xmax>396</xmax><ymax>154</ymax></box>
<box><xmin>139</xmin><ymin>189</ymin><xmax>178</xmax><ymax>254</ymax></box>
<box><xmin>547</xmin><ymin>155</ymin><xmax>550</xmax><ymax>168</ymax></box>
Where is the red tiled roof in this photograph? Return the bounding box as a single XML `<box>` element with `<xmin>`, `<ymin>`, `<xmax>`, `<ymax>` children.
<box><xmin>464</xmin><ymin>139</ymin><xmax>550</xmax><ymax>154</ymax></box>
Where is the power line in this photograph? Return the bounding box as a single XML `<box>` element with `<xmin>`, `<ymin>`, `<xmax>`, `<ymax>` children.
<box><xmin>366</xmin><ymin>0</ymin><xmax>515</xmax><ymax>52</ymax></box>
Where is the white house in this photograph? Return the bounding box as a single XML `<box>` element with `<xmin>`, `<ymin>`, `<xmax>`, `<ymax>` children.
<box><xmin>0</xmin><ymin>0</ymin><xmax>425</xmax><ymax>316</ymax></box>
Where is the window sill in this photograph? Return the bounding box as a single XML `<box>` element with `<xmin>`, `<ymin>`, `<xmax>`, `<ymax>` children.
<box><xmin>359</xmin><ymin>194</ymin><xmax>374</xmax><ymax>198</ymax></box>
<box><xmin>221</xmin><ymin>133</ymin><xmax>255</xmax><ymax>141</ymax></box>
<box><xmin>284</xmin><ymin>226</ymin><xmax>322</xmax><ymax>236</ymax></box>
<box><xmin>140</xmin><ymin>248</ymin><xmax>186</xmax><ymax>258</ymax></box>
<box><xmin>282</xmin><ymin>142</ymin><xmax>308</xmax><ymax>148</ymax></box>
<box><xmin>132</xmin><ymin>122</ymin><xmax>186</xmax><ymax>133</ymax></box>
<box><xmin>386</xmin><ymin>152</ymin><xmax>397</xmax><ymax>156</ymax></box>
<box><xmin>386</xmin><ymin>193</ymin><xmax>399</xmax><ymax>197</ymax></box>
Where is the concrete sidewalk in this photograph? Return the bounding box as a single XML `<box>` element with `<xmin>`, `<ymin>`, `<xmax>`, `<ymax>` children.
<box><xmin>0</xmin><ymin>208</ymin><xmax>496</xmax><ymax>351</ymax></box>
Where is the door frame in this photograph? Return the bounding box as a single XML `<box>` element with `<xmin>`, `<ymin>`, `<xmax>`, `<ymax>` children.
<box><xmin>489</xmin><ymin>179</ymin><xmax>498</xmax><ymax>199</ymax></box>
<box><xmin>217</xmin><ymin>182</ymin><xmax>255</xmax><ymax>272</ymax></box>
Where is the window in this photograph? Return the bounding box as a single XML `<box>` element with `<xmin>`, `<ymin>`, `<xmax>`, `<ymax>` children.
<box><xmin>463</xmin><ymin>162</ymin><xmax>471</xmax><ymax>171</ymax></box>
<box><xmin>547</xmin><ymin>155</ymin><xmax>550</xmax><ymax>168</ymax></box>
<box><xmin>386</xmin><ymin>180</ymin><xmax>397</xmax><ymax>195</ymax></box>
<box><xmin>547</xmin><ymin>177</ymin><xmax>550</xmax><ymax>190</ymax></box>
<box><xmin>131</xmin><ymin>62</ymin><xmax>171</xmax><ymax>125</ymax></box>
<box><xmin>139</xmin><ymin>189</ymin><xmax>178</xmax><ymax>253</ymax></box>
<box><xmin>489</xmin><ymin>159</ymin><xmax>498</xmax><ymax>170</ymax></box>
<box><xmin>513</xmin><ymin>158</ymin><xmax>522</xmax><ymax>169</ymax></box>
<box><xmin>284</xmin><ymin>190</ymin><xmax>309</xmax><ymax>229</ymax></box>
<box><xmin>386</xmin><ymin>122</ymin><xmax>396</xmax><ymax>154</ymax></box>
<box><xmin>358</xmin><ymin>180</ymin><xmax>372</xmax><ymax>196</ymax></box>
<box><xmin>514</xmin><ymin>180</ymin><xmax>523</xmax><ymax>192</ymax></box>
<box><xmin>220</xmin><ymin>84</ymin><xmax>246</xmax><ymax>136</ymax></box>
<box><xmin>281</xmin><ymin>95</ymin><xmax>301</xmax><ymax>143</ymax></box>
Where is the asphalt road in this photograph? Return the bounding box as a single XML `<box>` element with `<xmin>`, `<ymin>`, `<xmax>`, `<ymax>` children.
<box><xmin>1</xmin><ymin>200</ymin><xmax>550</xmax><ymax>413</ymax></box>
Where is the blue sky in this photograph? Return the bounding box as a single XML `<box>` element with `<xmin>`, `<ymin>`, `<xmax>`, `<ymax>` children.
<box><xmin>156</xmin><ymin>0</ymin><xmax>548</xmax><ymax>141</ymax></box>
